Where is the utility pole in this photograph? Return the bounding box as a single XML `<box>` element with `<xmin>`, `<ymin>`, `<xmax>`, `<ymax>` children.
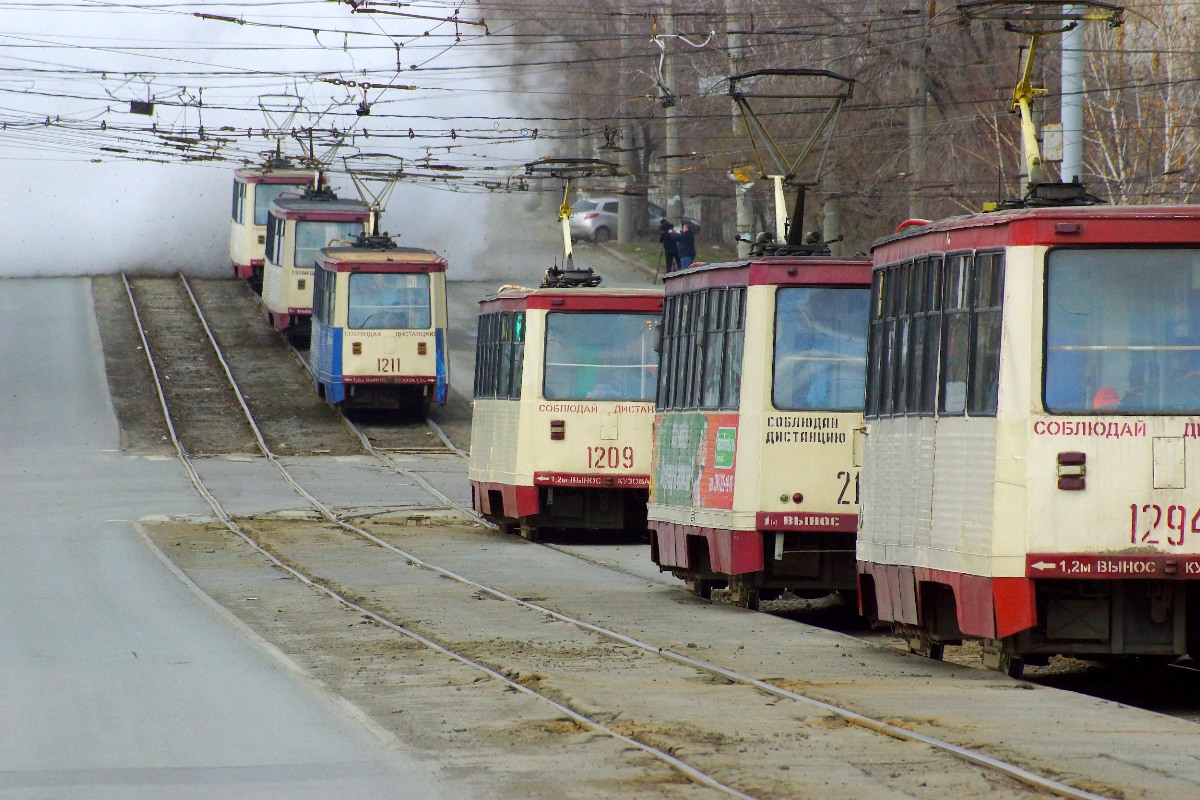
<box><xmin>663</xmin><ymin>0</ymin><xmax>683</xmax><ymax>226</ymax></box>
<box><xmin>1060</xmin><ymin>5</ymin><xmax>1084</xmax><ymax>183</ymax></box>
<box><xmin>821</xmin><ymin>14</ymin><xmax>843</xmax><ymax>255</ymax></box>
<box><xmin>908</xmin><ymin>6</ymin><xmax>929</xmax><ymax>220</ymax></box>
<box><xmin>617</xmin><ymin>5</ymin><xmax>636</xmax><ymax>243</ymax></box>
<box><xmin>728</xmin><ymin>0</ymin><xmax>752</xmax><ymax>257</ymax></box>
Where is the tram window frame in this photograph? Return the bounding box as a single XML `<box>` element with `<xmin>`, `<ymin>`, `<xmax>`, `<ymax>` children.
<box><xmin>312</xmin><ymin>267</ymin><xmax>334</xmax><ymax>326</ymax></box>
<box><xmin>656</xmin><ymin>286</ymin><xmax>746</xmax><ymax>412</ymax></box>
<box><xmin>232</xmin><ymin>181</ymin><xmax>246</xmax><ymax>224</ymax></box>
<box><xmin>866</xmin><ymin>270</ymin><xmax>885</xmax><ymax>417</ymax></box>
<box><xmin>939</xmin><ymin>253</ymin><xmax>973</xmax><ymax>415</ymax></box>
<box><xmin>700</xmin><ymin>288</ymin><xmax>726</xmax><ymax>409</ymax></box>
<box><xmin>720</xmin><ymin>288</ymin><xmax>746</xmax><ymax>409</ymax></box>
<box><xmin>265</xmin><ymin>215</ymin><xmax>284</xmax><ymax>266</ymax></box>
<box><xmin>968</xmin><ymin>251</ymin><xmax>1005</xmax><ymax>415</ymax></box>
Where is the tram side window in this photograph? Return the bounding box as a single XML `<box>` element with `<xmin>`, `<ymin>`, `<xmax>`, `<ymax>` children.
<box><xmin>544</xmin><ymin>312</ymin><xmax>659</xmax><ymax>401</ymax></box>
<box><xmin>265</xmin><ymin>215</ymin><xmax>284</xmax><ymax>265</ymax></box>
<box><xmin>939</xmin><ymin>254</ymin><xmax>972</xmax><ymax>415</ymax></box>
<box><xmin>919</xmin><ymin>257</ymin><xmax>943</xmax><ymax>413</ymax></box>
<box><xmin>1045</xmin><ymin>248</ymin><xmax>1200</xmax><ymax>414</ymax></box>
<box><xmin>232</xmin><ymin>181</ymin><xmax>246</xmax><ymax>224</ymax></box>
<box><xmin>473</xmin><ymin>312</ymin><xmax>523</xmax><ymax>399</ymax></box>
<box><xmin>312</xmin><ymin>268</ymin><xmax>334</xmax><ymax>326</ymax></box>
<box><xmin>866</xmin><ymin>271</ymin><xmax>885</xmax><ymax>417</ymax></box>
<box><xmin>721</xmin><ymin>288</ymin><xmax>746</xmax><ymax>409</ymax></box>
<box><xmin>656</xmin><ymin>288</ymin><xmax>746</xmax><ymax>411</ymax></box>
<box><xmin>969</xmin><ymin>252</ymin><xmax>1005</xmax><ymax>415</ymax></box>
<box><xmin>773</xmin><ymin>286</ymin><xmax>869</xmax><ymax>411</ymax></box>
<box><xmin>656</xmin><ymin>300</ymin><xmax>677</xmax><ymax>409</ymax></box>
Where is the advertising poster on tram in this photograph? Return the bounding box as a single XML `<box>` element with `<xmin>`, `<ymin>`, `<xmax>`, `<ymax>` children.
<box><xmin>653</xmin><ymin>414</ymin><xmax>738</xmax><ymax>509</ymax></box>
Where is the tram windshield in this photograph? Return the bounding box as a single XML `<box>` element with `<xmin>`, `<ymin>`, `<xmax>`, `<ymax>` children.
<box><xmin>294</xmin><ymin>221</ymin><xmax>363</xmax><ymax>269</ymax></box>
<box><xmin>253</xmin><ymin>184</ymin><xmax>303</xmax><ymax>226</ymax></box>
<box><xmin>347</xmin><ymin>273</ymin><xmax>431</xmax><ymax>330</ymax></box>
<box><xmin>1045</xmin><ymin>248</ymin><xmax>1200</xmax><ymax>413</ymax></box>
<box><xmin>543</xmin><ymin>312</ymin><xmax>659</xmax><ymax>401</ymax></box>
<box><xmin>773</xmin><ymin>287</ymin><xmax>869</xmax><ymax>411</ymax></box>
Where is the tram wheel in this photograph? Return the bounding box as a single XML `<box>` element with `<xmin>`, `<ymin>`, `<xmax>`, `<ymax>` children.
<box><xmin>728</xmin><ymin>576</ymin><xmax>761</xmax><ymax>611</ymax></box>
<box><xmin>518</xmin><ymin>521</ymin><xmax>540</xmax><ymax>543</ymax></box>
<box><xmin>906</xmin><ymin>636</ymin><xmax>945</xmax><ymax>661</ymax></box>
<box><xmin>685</xmin><ymin>580</ymin><xmax>717</xmax><ymax>600</ymax></box>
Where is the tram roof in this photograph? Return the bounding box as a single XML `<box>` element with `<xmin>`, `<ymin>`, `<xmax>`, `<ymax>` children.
<box><xmin>661</xmin><ymin>256</ymin><xmax>870</xmax><ymax>294</ymax></box>
<box><xmin>479</xmin><ymin>285</ymin><xmax>663</xmax><ymax>313</ymax></box>
<box><xmin>317</xmin><ymin>246</ymin><xmax>447</xmax><ymax>273</ymax></box>
<box><xmin>233</xmin><ymin>166</ymin><xmax>319</xmax><ymax>185</ymax></box>
<box><xmin>873</xmin><ymin>204</ymin><xmax>1200</xmax><ymax>263</ymax></box>
<box><xmin>268</xmin><ymin>195</ymin><xmax>370</xmax><ymax>222</ymax></box>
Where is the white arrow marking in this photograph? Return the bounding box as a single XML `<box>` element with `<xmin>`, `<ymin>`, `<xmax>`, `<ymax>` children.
<box><xmin>1030</xmin><ymin>561</ymin><xmax>1057</xmax><ymax>571</ymax></box>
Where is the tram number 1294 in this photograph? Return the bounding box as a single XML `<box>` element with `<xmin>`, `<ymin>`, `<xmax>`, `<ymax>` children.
<box><xmin>587</xmin><ymin>445</ymin><xmax>635</xmax><ymax>469</ymax></box>
<box><xmin>1130</xmin><ymin>503</ymin><xmax>1196</xmax><ymax>547</ymax></box>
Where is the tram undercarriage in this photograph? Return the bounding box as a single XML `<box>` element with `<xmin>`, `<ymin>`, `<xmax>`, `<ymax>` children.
<box><xmin>652</xmin><ymin>530</ymin><xmax>857</xmax><ymax>609</ymax></box>
<box><xmin>481</xmin><ymin>485</ymin><xmax>649</xmax><ymax>542</ymax></box>
<box><xmin>861</xmin><ymin>575</ymin><xmax>1200</xmax><ymax>677</ymax></box>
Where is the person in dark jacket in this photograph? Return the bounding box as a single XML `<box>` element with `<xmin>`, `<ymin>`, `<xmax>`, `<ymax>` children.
<box><xmin>659</xmin><ymin>220</ymin><xmax>680</xmax><ymax>272</ymax></box>
<box><xmin>676</xmin><ymin>222</ymin><xmax>696</xmax><ymax>269</ymax></box>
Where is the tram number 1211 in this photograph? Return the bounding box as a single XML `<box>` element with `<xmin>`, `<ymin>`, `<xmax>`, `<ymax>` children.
<box><xmin>588</xmin><ymin>445</ymin><xmax>635</xmax><ymax>469</ymax></box>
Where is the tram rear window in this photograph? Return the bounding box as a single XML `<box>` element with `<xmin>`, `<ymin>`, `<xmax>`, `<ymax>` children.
<box><xmin>773</xmin><ymin>287</ymin><xmax>869</xmax><ymax>411</ymax></box>
<box><xmin>294</xmin><ymin>221</ymin><xmax>363</xmax><ymax>269</ymax></box>
<box><xmin>348</xmin><ymin>273</ymin><xmax>431</xmax><ymax>330</ymax></box>
<box><xmin>543</xmin><ymin>313</ymin><xmax>659</xmax><ymax>401</ymax></box>
<box><xmin>253</xmin><ymin>184</ymin><xmax>302</xmax><ymax>226</ymax></box>
<box><xmin>1045</xmin><ymin>248</ymin><xmax>1200</xmax><ymax>414</ymax></box>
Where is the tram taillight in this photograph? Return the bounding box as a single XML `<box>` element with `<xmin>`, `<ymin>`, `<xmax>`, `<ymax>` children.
<box><xmin>550</xmin><ymin>420</ymin><xmax>565</xmax><ymax>440</ymax></box>
<box><xmin>1057</xmin><ymin>452</ymin><xmax>1086</xmax><ymax>490</ymax></box>
<box><xmin>417</xmin><ymin>342</ymin><xmax>427</xmax><ymax>355</ymax></box>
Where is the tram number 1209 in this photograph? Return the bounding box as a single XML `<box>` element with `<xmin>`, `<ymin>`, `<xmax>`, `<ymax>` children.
<box><xmin>588</xmin><ymin>445</ymin><xmax>634</xmax><ymax>469</ymax></box>
<box><xmin>1130</xmin><ymin>503</ymin><xmax>1195</xmax><ymax>547</ymax></box>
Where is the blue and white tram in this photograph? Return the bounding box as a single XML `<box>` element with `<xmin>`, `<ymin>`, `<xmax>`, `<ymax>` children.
<box><xmin>311</xmin><ymin>237</ymin><xmax>449</xmax><ymax>412</ymax></box>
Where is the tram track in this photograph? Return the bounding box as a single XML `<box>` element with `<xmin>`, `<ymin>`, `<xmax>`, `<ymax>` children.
<box><xmin>118</xmin><ymin>271</ymin><xmax>1119</xmax><ymax>800</ymax></box>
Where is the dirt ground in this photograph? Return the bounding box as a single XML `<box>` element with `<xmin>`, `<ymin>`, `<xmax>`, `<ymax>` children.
<box><xmin>93</xmin><ymin>274</ymin><xmax>1200</xmax><ymax>799</ymax></box>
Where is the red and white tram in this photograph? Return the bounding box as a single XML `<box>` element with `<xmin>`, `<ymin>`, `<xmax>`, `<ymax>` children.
<box><xmin>858</xmin><ymin>205</ymin><xmax>1200</xmax><ymax>675</ymax></box>
<box><xmin>262</xmin><ymin>189</ymin><xmax>370</xmax><ymax>343</ymax></box>
<box><xmin>469</xmin><ymin>285</ymin><xmax>662</xmax><ymax>541</ymax></box>
<box><xmin>648</xmin><ymin>256</ymin><xmax>872</xmax><ymax>608</ymax></box>
<box><xmin>229</xmin><ymin>162</ymin><xmax>319</xmax><ymax>288</ymax></box>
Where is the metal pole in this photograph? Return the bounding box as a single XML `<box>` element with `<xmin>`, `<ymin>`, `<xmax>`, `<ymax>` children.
<box><xmin>1061</xmin><ymin>6</ymin><xmax>1084</xmax><ymax>183</ymax></box>
<box><xmin>663</xmin><ymin>0</ymin><xmax>683</xmax><ymax>226</ymax></box>
<box><xmin>908</xmin><ymin>9</ymin><xmax>928</xmax><ymax>219</ymax></box>
<box><xmin>728</xmin><ymin>0</ymin><xmax>752</xmax><ymax>257</ymax></box>
<box><xmin>618</xmin><ymin>5</ymin><xmax>636</xmax><ymax>243</ymax></box>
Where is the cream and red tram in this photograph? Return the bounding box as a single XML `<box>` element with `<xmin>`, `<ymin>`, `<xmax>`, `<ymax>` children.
<box><xmin>858</xmin><ymin>205</ymin><xmax>1200</xmax><ymax>675</ymax></box>
<box><xmin>469</xmin><ymin>287</ymin><xmax>662</xmax><ymax>540</ymax></box>
<box><xmin>647</xmin><ymin>257</ymin><xmax>871</xmax><ymax>608</ymax></box>
<box><xmin>229</xmin><ymin>164</ymin><xmax>319</xmax><ymax>288</ymax></box>
<box><xmin>262</xmin><ymin>190</ymin><xmax>369</xmax><ymax>343</ymax></box>
<box><xmin>311</xmin><ymin>238</ymin><xmax>449</xmax><ymax>412</ymax></box>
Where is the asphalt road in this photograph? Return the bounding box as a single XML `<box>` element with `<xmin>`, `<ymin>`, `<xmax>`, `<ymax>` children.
<box><xmin>0</xmin><ymin>278</ymin><xmax>445</xmax><ymax>799</ymax></box>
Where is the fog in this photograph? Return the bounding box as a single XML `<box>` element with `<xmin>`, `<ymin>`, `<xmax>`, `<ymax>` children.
<box><xmin>0</xmin><ymin>2</ymin><xmax>555</xmax><ymax>279</ymax></box>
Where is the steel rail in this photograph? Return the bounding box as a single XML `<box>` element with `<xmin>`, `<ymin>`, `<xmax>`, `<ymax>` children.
<box><xmin>152</xmin><ymin>274</ymin><xmax>758</xmax><ymax>800</ymax></box>
<box><xmin>172</xmin><ymin>274</ymin><xmax>1110</xmax><ymax>800</ymax></box>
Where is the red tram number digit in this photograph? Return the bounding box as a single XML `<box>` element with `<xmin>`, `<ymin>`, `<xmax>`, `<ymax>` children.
<box><xmin>1130</xmin><ymin>503</ymin><xmax>1196</xmax><ymax>547</ymax></box>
